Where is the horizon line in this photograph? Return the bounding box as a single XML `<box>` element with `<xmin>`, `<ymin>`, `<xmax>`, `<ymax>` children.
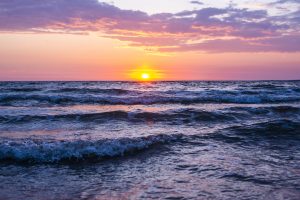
<box><xmin>0</xmin><ymin>79</ymin><xmax>299</xmax><ymax>82</ymax></box>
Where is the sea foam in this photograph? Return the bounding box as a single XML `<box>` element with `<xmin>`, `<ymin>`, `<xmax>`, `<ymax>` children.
<box><xmin>0</xmin><ymin>134</ymin><xmax>181</xmax><ymax>163</ymax></box>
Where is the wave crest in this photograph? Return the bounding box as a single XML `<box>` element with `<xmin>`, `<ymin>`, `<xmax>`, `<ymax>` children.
<box><xmin>0</xmin><ymin>109</ymin><xmax>238</xmax><ymax>124</ymax></box>
<box><xmin>1</xmin><ymin>93</ymin><xmax>299</xmax><ymax>106</ymax></box>
<box><xmin>0</xmin><ymin>134</ymin><xmax>181</xmax><ymax>163</ymax></box>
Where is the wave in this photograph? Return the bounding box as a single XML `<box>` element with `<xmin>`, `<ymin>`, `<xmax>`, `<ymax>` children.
<box><xmin>221</xmin><ymin>173</ymin><xmax>273</xmax><ymax>185</ymax></box>
<box><xmin>0</xmin><ymin>87</ymin><xmax>133</xmax><ymax>94</ymax></box>
<box><xmin>0</xmin><ymin>93</ymin><xmax>299</xmax><ymax>106</ymax></box>
<box><xmin>0</xmin><ymin>134</ymin><xmax>181</xmax><ymax>163</ymax></box>
<box><xmin>250</xmin><ymin>83</ymin><xmax>282</xmax><ymax>89</ymax></box>
<box><xmin>227</xmin><ymin>106</ymin><xmax>300</xmax><ymax>115</ymax></box>
<box><xmin>208</xmin><ymin>120</ymin><xmax>300</xmax><ymax>145</ymax></box>
<box><xmin>49</xmin><ymin>88</ymin><xmax>137</xmax><ymax>95</ymax></box>
<box><xmin>0</xmin><ymin>88</ymin><xmax>41</xmax><ymax>92</ymax></box>
<box><xmin>0</xmin><ymin>109</ymin><xmax>238</xmax><ymax>124</ymax></box>
<box><xmin>231</xmin><ymin>119</ymin><xmax>300</xmax><ymax>136</ymax></box>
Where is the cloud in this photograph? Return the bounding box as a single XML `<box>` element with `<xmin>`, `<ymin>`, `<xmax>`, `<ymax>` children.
<box><xmin>270</xmin><ymin>0</ymin><xmax>300</xmax><ymax>4</ymax></box>
<box><xmin>158</xmin><ymin>35</ymin><xmax>300</xmax><ymax>53</ymax></box>
<box><xmin>0</xmin><ymin>0</ymin><xmax>148</xmax><ymax>31</ymax></box>
<box><xmin>0</xmin><ymin>0</ymin><xmax>299</xmax><ymax>53</ymax></box>
<box><xmin>190</xmin><ymin>1</ymin><xmax>204</xmax><ymax>5</ymax></box>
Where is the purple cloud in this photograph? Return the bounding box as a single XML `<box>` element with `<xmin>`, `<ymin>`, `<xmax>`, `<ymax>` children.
<box><xmin>158</xmin><ymin>35</ymin><xmax>300</xmax><ymax>53</ymax></box>
<box><xmin>0</xmin><ymin>0</ymin><xmax>148</xmax><ymax>31</ymax></box>
<box><xmin>0</xmin><ymin>0</ymin><xmax>299</xmax><ymax>53</ymax></box>
<box><xmin>190</xmin><ymin>1</ymin><xmax>204</xmax><ymax>5</ymax></box>
<box><xmin>270</xmin><ymin>0</ymin><xmax>300</xmax><ymax>4</ymax></box>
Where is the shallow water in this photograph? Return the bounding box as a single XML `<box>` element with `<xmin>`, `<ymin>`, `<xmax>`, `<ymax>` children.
<box><xmin>0</xmin><ymin>81</ymin><xmax>299</xmax><ymax>199</ymax></box>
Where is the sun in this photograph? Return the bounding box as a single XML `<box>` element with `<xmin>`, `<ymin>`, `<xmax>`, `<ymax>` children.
<box><xmin>141</xmin><ymin>73</ymin><xmax>150</xmax><ymax>80</ymax></box>
<box><xmin>129</xmin><ymin>65</ymin><xmax>163</xmax><ymax>81</ymax></box>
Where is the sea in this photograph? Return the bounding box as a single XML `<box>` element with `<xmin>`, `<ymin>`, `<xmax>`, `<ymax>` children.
<box><xmin>0</xmin><ymin>81</ymin><xmax>299</xmax><ymax>200</ymax></box>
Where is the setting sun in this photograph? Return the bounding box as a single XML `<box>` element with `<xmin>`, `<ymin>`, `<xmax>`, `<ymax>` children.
<box><xmin>129</xmin><ymin>66</ymin><xmax>163</xmax><ymax>81</ymax></box>
<box><xmin>141</xmin><ymin>73</ymin><xmax>150</xmax><ymax>80</ymax></box>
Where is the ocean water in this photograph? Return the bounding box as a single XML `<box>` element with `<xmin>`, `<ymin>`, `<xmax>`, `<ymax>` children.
<box><xmin>0</xmin><ymin>81</ymin><xmax>299</xmax><ymax>200</ymax></box>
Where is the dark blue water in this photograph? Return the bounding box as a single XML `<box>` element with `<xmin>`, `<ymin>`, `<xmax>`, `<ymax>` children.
<box><xmin>0</xmin><ymin>81</ymin><xmax>299</xmax><ymax>199</ymax></box>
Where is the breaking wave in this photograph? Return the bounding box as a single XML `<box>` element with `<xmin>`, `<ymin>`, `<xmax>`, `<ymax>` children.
<box><xmin>0</xmin><ymin>134</ymin><xmax>181</xmax><ymax>163</ymax></box>
<box><xmin>0</xmin><ymin>92</ymin><xmax>299</xmax><ymax>106</ymax></box>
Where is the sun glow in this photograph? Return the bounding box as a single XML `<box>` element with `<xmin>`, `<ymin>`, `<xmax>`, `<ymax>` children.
<box><xmin>141</xmin><ymin>73</ymin><xmax>150</xmax><ymax>80</ymax></box>
<box><xmin>129</xmin><ymin>66</ymin><xmax>163</xmax><ymax>81</ymax></box>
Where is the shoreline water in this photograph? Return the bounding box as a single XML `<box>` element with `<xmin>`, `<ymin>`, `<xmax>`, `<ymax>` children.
<box><xmin>0</xmin><ymin>81</ymin><xmax>299</xmax><ymax>199</ymax></box>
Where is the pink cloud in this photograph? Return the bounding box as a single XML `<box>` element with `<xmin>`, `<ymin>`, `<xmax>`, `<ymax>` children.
<box><xmin>0</xmin><ymin>0</ymin><xmax>299</xmax><ymax>53</ymax></box>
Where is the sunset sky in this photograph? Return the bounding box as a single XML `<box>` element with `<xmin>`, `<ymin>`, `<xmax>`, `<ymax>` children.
<box><xmin>0</xmin><ymin>0</ymin><xmax>299</xmax><ymax>81</ymax></box>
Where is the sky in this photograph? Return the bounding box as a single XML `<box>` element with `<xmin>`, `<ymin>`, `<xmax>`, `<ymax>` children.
<box><xmin>0</xmin><ymin>0</ymin><xmax>299</xmax><ymax>81</ymax></box>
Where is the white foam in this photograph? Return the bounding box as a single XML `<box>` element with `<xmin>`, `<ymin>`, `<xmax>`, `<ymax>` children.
<box><xmin>0</xmin><ymin>134</ymin><xmax>180</xmax><ymax>163</ymax></box>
